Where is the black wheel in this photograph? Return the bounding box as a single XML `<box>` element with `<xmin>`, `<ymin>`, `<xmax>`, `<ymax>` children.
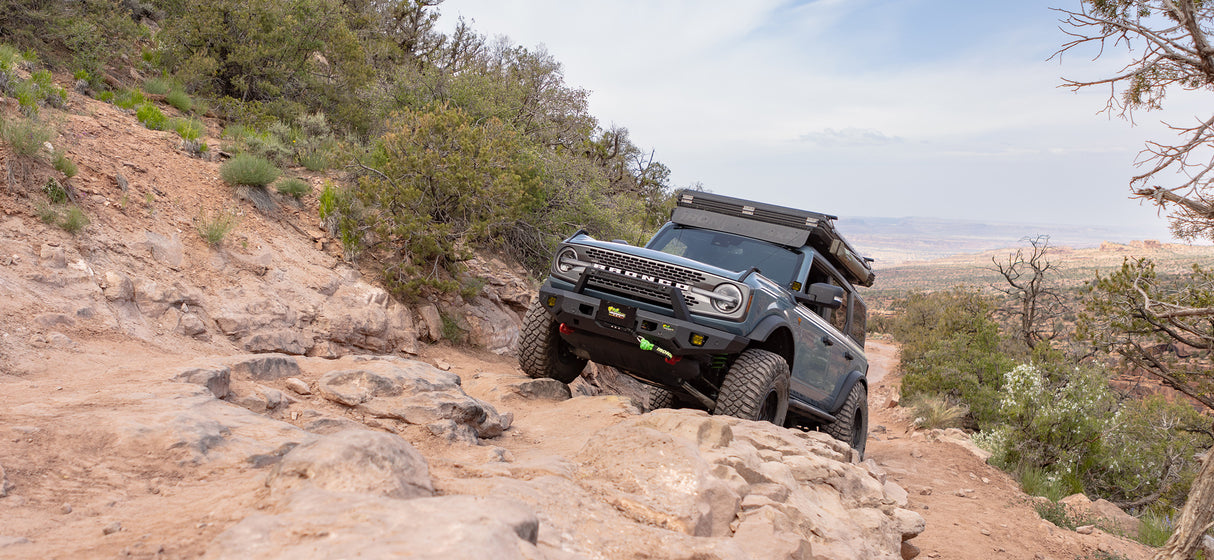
<box><xmin>647</xmin><ymin>386</ymin><xmax>676</xmax><ymax>412</ymax></box>
<box><xmin>714</xmin><ymin>349</ymin><xmax>789</xmax><ymax>425</ymax></box>
<box><xmin>823</xmin><ymin>383</ymin><xmax>868</xmax><ymax>458</ymax></box>
<box><xmin>517</xmin><ymin>298</ymin><xmax>586</xmax><ymax>383</ymax></box>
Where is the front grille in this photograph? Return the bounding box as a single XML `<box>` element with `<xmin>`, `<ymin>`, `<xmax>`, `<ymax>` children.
<box><xmin>587</xmin><ymin>274</ymin><xmax>699</xmax><ymax>307</ymax></box>
<box><xmin>585</xmin><ymin>248</ymin><xmax>706</xmax><ymax>285</ymax></box>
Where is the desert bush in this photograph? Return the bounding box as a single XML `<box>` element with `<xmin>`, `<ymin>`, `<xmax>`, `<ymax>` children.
<box><xmin>318</xmin><ymin>181</ymin><xmax>363</xmax><ymax>261</ymax></box>
<box><xmin>59</xmin><ymin>205</ymin><xmax>88</xmax><ymax>234</ymax></box>
<box><xmin>195</xmin><ymin>208</ymin><xmax>237</xmax><ymax>246</ymax></box>
<box><xmin>172</xmin><ymin>118</ymin><xmax>204</xmax><ymax>142</ymax></box>
<box><xmin>220</xmin><ymin>153</ymin><xmax>280</xmax><ymax>187</ymax></box>
<box><xmin>1016</xmin><ymin>466</ymin><xmax>1080</xmax><ymax>502</ymax></box>
<box><xmin>113</xmin><ymin>89</ymin><xmax>146</xmax><ymax>110</ymax></box>
<box><xmin>908</xmin><ymin>396</ymin><xmax>968</xmax><ymax>430</ymax></box>
<box><xmin>1135</xmin><ymin>511</ymin><xmax>1174</xmax><ymax>547</ymax></box>
<box><xmin>275</xmin><ymin>177</ymin><xmax>309</xmax><ymax>199</ymax></box>
<box><xmin>1</xmin><ymin>116</ymin><xmax>53</xmax><ymax>158</ymax></box>
<box><xmin>96</xmin><ymin>90</ymin><xmax>114</xmax><ymax>103</ymax></box>
<box><xmin>53</xmin><ymin>151</ymin><xmax>77</xmax><ymax>178</ymax></box>
<box><xmin>136</xmin><ymin>102</ymin><xmax>168</xmax><ymax>130</ymax></box>
<box><xmin>143</xmin><ymin>76</ymin><xmax>170</xmax><ymax>95</ymax></box>
<box><xmin>43</xmin><ymin>178</ymin><xmax>68</xmax><ymax>203</ymax></box>
<box><xmin>166</xmin><ymin>89</ymin><xmax>192</xmax><ymax>112</ymax></box>
<box><xmin>36</xmin><ymin>203</ymin><xmax>57</xmax><ymax>224</ymax></box>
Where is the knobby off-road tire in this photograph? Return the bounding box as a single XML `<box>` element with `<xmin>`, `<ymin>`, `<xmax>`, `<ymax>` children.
<box><xmin>647</xmin><ymin>386</ymin><xmax>676</xmax><ymax>412</ymax></box>
<box><xmin>518</xmin><ymin>298</ymin><xmax>586</xmax><ymax>383</ymax></box>
<box><xmin>822</xmin><ymin>382</ymin><xmax>868</xmax><ymax>458</ymax></box>
<box><xmin>714</xmin><ymin>349</ymin><xmax>789</xmax><ymax>425</ymax></box>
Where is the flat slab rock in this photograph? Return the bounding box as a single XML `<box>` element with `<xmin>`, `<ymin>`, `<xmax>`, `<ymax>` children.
<box><xmin>204</xmin><ymin>489</ymin><xmax>543</xmax><ymax>560</ymax></box>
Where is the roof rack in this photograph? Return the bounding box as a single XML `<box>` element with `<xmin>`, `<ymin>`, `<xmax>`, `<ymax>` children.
<box><xmin>672</xmin><ymin>190</ymin><xmax>875</xmax><ymax>287</ymax></box>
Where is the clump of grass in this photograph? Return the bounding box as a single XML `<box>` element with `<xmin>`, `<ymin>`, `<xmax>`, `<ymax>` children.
<box><xmin>1134</xmin><ymin>511</ymin><xmax>1173</xmax><ymax>547</ymax></box>
<box><xmin>113</xmin><ymin>88</ymin><xmax>146</xmax><ymax>110</ymax></box>
<box><xmin>275</xmin><ymin>177</ymin><xmax>310</xmax><ymax>199</ymax></box>
<box><xmin>43</xmin><ymin>178</ymin><xmax>68</xmax><ymax>203</ymax></box>
<box><xmin>136</xmin><ymin>102</ymin><xmax>167</xmax><ymax>130</ymax></box>
<box><xmin>220</xmin><ymin>153</ymin><xmax>280</xmax><ymax>187</ymax></box>
<box><xmin>440</xmin><ymin>313</ymin><xmax>467</xmax><ymax>344</ymax></box>
<box><xmin>1</xmin><ymin>117</ymin><xmax>54</xmax><ymax>158</ymax></box>
<box><xmin>96</xmin><ymin>90</ymin><xmax>115</xmax><ymax>103</ymax></box>
<box><xmin>0</xmin><ymin>44</ymin><xmax>24</xmax><ymax>73</ymax></box>
<box><xmin>196</xmin><ymin>208</ymin><xmax>237</xmax><ymax>246</ymax></box>
<box><xmin>59</xmin><ymin>206</ymin><xmax>88</xmax><ymax>234</ymax></box>
<box><xmin>143</xmin><ymin>76</ymin><xmax>170</xmax><ymax>95</ymax></box>
<box><xmin>909</xmin><ymin>396</ymin><xmax>968</xmax><ymax>430</ymax></box>
<box><xmin>297</xmin><ymin>148</ymin><xmax>330</xmax><ymax>172</ymax></box>
<box><xmin>1017</xmin><ymin>466</ymin><xmax>1080</xmax><ymax>502</ymax></box>
<box><xmin>172</xmin><ymin>118</ymin><xmax>205</xmax><ymax>142</ymax></box>
<box><xmin>53</xmin><ymin>152</ymin><xmax>77</xmax><ymax>178</ymax></box>
<box><xmin>165</xmin><ymin>89</ymin><xmax>192</xmax><ymax>112</ymax></box>
<box><xmin>36</xmin><ymin>203</ymin><xmax>58</xmax><ymax>224</ymax></box>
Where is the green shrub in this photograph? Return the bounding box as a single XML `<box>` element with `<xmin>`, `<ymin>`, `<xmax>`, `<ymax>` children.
<box><xmin>1</xmin><ymin>117</ymin><xmax>53</xmax><ymax>158</ymax></box>
<box><xmin>36</xmin><ymin>203</ymin><xmax>57</xmax><ymax>224</ymax></box>
<box><xmin>143</xmin><ymin>77</ymin><xmax>170</xmax><ymax>95</ymax></box>
<box><xmin>318</xmin><ymin>181</ymin><xmax>363</xmax><ymax>261</ymax></box>
<box><xmin>172</xmin><ymin>118</ymin><xmax>205</xmax><ymax>142</ymax></box>
<box><xmin>220</xmin><ymin>153</ymin><xmax>280</xmax><ymax>187</ymax></box>
<box><xmin>1016</xmin><ymin>466</ymin><xmax>1081</xmax><ymax>502</ymax></box>
<box><xmin>43</xmin><ymin>178</ymin><xmax>68</xmax><ymax>203</ymax></box>
<box><xmin>297</xmin><ymin>147</ymin><xmax>330</xmax><ymax>171</ymax></box>
<box><xmin>275</xmin><ymin>177</ymin><xmax>310</xmax><ymax>199</ymax></box>
<box><xmin>113</xmin><ymin>89</ymin><xmax>146</xmax><ymax>110</ymax></box>
<box><xmin>166</xmin><ymin>89</ymin><xmax>192</xmax><ymax>113</ymax></box>
<box><xmin>59</xmin><ymin>206</ymin><xmax>88</xmax><ymax>234</ymax></box>
<box><xmin>136</xmin><ymin>103</ymin><xmax>168</xmax><ymax>130</ymax></box>
<box><xmin>0</xmin><ymin>44</ymin><xmax>23</xmax><ymax>72</ymax></box>
<box><xmin>196</xmin><ymin>208</ymin><xmax>237</xmax><ymax>246</ymax></box>
<box><xmin>1135</xmin><ymin>511</ymin><xmax>1173</xmax><ymax>547</ymax></box>
<box><xmin>53</xmin><ymin>152</ymin><xmax>77</xmax><ymax>178</ymax></box>
<box><xmin>96</xmin><ymin>90</ymin><xmax>114</xmax><ymax>103</ymax></box>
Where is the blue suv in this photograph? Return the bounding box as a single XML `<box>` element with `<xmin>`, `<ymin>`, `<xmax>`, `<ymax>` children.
<box><xmin>518</xmin><ymin>190</ymin><xmax>875</xmax><ymax>455</ymax></box>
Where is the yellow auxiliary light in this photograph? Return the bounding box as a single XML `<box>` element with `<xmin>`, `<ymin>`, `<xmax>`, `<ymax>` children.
<box><xmin>546</xmin><ymin>296</ymin><xmax>557</xmax><ymax>308</ymax></box>
<box><xmin>690</xmin><ymin>334</ymin><xmax>707</xmax><ymax>347</ymax></box>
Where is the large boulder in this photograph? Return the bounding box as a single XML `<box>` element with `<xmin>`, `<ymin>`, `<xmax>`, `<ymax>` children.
<box><xmin>315</xmin><ymin>359</ymin><xmax>511</xmax><ymax>443</ymax></box>
<box><xmin>267</xmin><ymin>429</ymin><xmax>433</xmax><ymax>499</ymax></box>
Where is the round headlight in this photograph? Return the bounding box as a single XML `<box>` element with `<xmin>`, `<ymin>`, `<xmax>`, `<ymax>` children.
<box><xmin>556</xmin><ymin>247</ymin><xmax>579</xmax><ymax>273</ymax></box>
<box><xmin>712</xmin><ymin>283</ymin><xmax>742</xmax><ymax>313</ymax></box>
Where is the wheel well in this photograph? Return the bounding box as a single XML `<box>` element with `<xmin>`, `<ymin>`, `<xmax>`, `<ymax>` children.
<box><xmin>750</xmin><ymin>326</ymin><xmax>794</xmax><ymax>369</ymax></box>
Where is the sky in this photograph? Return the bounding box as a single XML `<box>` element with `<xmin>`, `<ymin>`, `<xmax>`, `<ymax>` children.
<box><xmin>436</xmin><ymin>0</ymin><xmax>1201</xmax><ymax>240</ymax></box>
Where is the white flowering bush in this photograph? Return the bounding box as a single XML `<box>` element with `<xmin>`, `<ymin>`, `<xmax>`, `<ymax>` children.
<box><xmin>978</xmin><ymin>363</ymin><xmax>1116</xmax><ymax>481</ymax></box>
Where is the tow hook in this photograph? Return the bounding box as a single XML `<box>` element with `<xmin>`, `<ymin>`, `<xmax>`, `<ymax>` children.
<box><xmin>636</xmin><ymin>335</ymin><xmax>679</xmax><ymax>363</ymax></box>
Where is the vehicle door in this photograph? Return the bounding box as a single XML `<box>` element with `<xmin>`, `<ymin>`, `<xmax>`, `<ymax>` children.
<box><xmin>790</xmin><ymin>256</ymin><xmax>852</xmax><ymax>408</ymax></box>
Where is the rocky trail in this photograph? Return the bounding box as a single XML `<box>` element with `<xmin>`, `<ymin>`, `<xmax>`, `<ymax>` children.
<box><xmin>0</xmin><ymin>82</ymin><xmax>1160</xmax><ymax>559</ymax></box>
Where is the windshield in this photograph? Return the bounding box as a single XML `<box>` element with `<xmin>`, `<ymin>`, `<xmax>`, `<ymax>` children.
<box><xmin>647</xmin><ymin>226</ymin><xmax>802</xmax><ymax>287</ymax></box>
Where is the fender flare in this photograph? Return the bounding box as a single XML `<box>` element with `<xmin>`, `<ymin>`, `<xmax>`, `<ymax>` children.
<box><xmin>826</xmin><ymin>370</ymin><xmax>867</xmax><ymax>415</ymax></box>
<box><xmin>748</xmin><ymin>314</ymin><xmax>792</xmax><ymax>344</ymax></box>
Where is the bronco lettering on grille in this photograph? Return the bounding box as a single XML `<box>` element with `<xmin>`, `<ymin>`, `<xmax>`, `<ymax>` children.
<box><xmin>590</xmin><ymin>262</ymin><xmax>694</xmax><ymax>292</ymax></box>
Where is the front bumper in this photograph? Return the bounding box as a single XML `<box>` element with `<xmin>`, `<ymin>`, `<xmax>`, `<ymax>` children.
<box><xmin>537</xmin><ymin>278</ymin><xmax>749</xmax><ymax>386</ymax></box>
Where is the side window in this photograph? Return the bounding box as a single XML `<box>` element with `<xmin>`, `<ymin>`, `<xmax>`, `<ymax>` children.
<box><xmin>830</xmin><ymin>283</ymin><xmax>849</xmax><ymax>333</ymax></box>
<box><xmin>849</xmin><ymin>296</ymin><xmax>867</xmax><ymax>347</ymax></box>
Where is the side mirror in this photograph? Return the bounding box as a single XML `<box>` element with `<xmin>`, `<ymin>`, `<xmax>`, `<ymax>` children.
<box><xmin>795</xmin><ymin>283</ymin><xmax>844</xmax><ymax>309</ymax></box>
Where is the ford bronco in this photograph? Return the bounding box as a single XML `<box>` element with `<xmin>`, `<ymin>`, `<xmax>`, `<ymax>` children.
<box><xmin>518</xmin><ymin>190</ymin><xmax>875</xmax><ymax>455</ymax></box>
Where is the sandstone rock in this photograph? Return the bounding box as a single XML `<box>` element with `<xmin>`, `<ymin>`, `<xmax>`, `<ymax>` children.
<box><xmin>40</xmin><ymin>243</ymin><xmax>66</xmax><ymax>268</ymax></box>
<box><xmin>901</xmin><ymin>541</ymin><xmax>920</xmax><ymax>560</ymax></box>
<box><xmin>494</xmin><ymin>378</ymin><xmax>573</xmax><ymax>401</ymax></box>
<box><xmin>1076</xmin><ymin>524</ymin><xmax>1095</xmax><ymax>535</ymax></box>
<box><xmin>315</xmin><ymin>285</ymin><xmax>417</xmax><ymax>354</ymax></box>
<box><xmin>102</xmin><ymin>521</ymin><xmax>122</xmax><ymax>535</ymax></box>
<box><xmin>575</xmin><ymin>420</ymin><xmax>742</xmax><ymax>537</ymax></box>
<box><xmin>178</xmin><ymin>313</ymin><xmax>208</xmax><ymax>337</ymax></box>
<box><xmin>267</xmin><ymin>429</ymin><xmax>433</xmax><ymax>499</ymax></box>
<box><xmin>173</xmin><ymin>365</ymin><xmax>231</xmax><ymax>399</ymax></box>
<box><xmin>456</xmin><ymin>297</ymin><xmax>521</xmax><ymax>355</ymax></box>
<box><xmin>229</xmin><ymin>355</ymin><xmax>302</xmax><ymax>381</ymax></box>
<box><xmin>204</xmin><ymin>490</ymin><xmax>541</xmax><ymax>559</ymax></box>
<box><xmin>284</xmin><ymin>378</ymin><xmax>310</xmax><ymax>395</ymax></box>
<box><xmin>315</xmin><ymin>360</ymin><xmax>509</xmax><ymax>442</ymax></box>
<box><xmin>243</xmin><ymin>329</ymin><xmax>312</xmax><ymax>355</ymax></box>
<box><xmin>1201</xmin><ymin>535</ymin><xmax>1214</xmax><ymax>559</ymax></box>
<box><xmin>301</xmin><ymin>417</ymin><xmax>364</xmax><ymax>435</ymax></box>
<box><xmin>34</xmin><ymin>313</ymin><xmax>75</xmax><ymax>329</ymax></box>
<box><xmin>1089</xmin><ymin>498</ymin><xmax>1140</xmax><ymax>537</ymax></box>
<box><xmin>417</xmin><ymin>304</ymin><xmax>443</xmax><ymax>342</ymax></box>
<box><xmin>144</xmin><ymin>231</ymin><xmax>183</xmax><ymax>268</ymax></box>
